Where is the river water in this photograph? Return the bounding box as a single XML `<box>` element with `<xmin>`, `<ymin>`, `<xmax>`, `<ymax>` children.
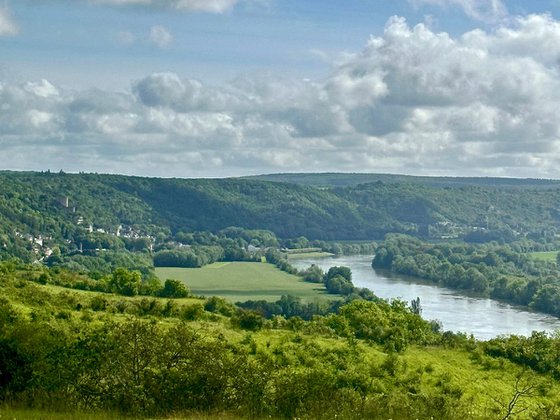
<box><xmin>290</xmin><ymin>254</ymin><xmax>560</xmax><ymax>340</ymax></box>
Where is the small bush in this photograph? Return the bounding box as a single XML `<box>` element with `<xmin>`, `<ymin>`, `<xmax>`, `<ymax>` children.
<box><xmin>181</xmin><ymin>303</ymin><xmax>205</xmax><ymax>321</ymax></box>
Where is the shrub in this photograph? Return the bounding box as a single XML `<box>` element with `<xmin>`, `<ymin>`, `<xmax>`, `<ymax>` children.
<box><xmin>159</xmin><ymin>279</ymin><xmax>189</xmax><ymax>298</ymax></box>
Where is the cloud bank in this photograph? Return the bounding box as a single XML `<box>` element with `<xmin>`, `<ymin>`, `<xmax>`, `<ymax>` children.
<box><xmin>2</xmin><ymin>14</ymin><xmax>560</xmax><ymax>177</ymax></box>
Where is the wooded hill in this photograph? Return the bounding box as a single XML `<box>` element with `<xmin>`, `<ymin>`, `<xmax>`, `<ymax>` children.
<box><xmin>2</xmin><ymin>171</ymin><xmax>560</xmax><ymax>259</ymax></box>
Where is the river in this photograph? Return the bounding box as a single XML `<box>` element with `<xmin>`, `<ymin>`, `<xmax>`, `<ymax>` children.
<box><xmin>290</xmin><ymin>254</ymin><xmax>560</xmax><ymax>340</ymax></box>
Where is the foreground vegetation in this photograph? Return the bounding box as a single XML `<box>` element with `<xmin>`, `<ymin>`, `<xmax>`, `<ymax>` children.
<box><xmin>2</xmin><ymin>261</ymin><xmax>560</xmax><ymax>419</ymax></box>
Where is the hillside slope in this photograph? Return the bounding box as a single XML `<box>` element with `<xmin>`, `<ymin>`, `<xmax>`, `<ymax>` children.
<box><xmin>1</xmin><ymin>171</ymin><xmax>560</xmax><ymax>260</ymax></box>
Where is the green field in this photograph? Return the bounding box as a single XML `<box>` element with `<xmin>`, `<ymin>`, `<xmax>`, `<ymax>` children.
<box><xmin>156</xmin><ymin>262</ymin><xmax>334</xmax><ymax>302</ymax></box>
<box><xmin>528</xmin><ymin>251</ymin><xmax>558</xmax><ymax>262</ymax></box>
<box><xmin>286</xmin><ymin>251</ymin><xmax>334</xmax><ymax>259</ymax></box>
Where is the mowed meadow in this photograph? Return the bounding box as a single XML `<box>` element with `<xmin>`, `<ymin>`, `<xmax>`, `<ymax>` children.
<box><xmin>529</xmin><ymin>251</ymin><xmax>559</xmax><ymax>262</ymax></box>
<box><xmin>156</xmin><ymin>261</ymin><xmax>334</xmax><ymax>302</ymax></box>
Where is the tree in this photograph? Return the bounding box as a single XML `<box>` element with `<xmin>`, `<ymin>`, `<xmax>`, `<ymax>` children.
<box><xmin>324</xmin><ymin>266</ymin><xmax>352</xmax><ymax>283</ymax></box>
<box><xmin>410</xmin><ymin>297</ymin><xmax>422</xmax><ymax>315</ymax></box>
<box><xmin>324</xmin><ymin>275</ymin><xmax>353</xmax><ymax>295</ymax></box>
<box><xmin>160</xmin><ymin>279</ymin><xmax>189</xmax><ymax>298</ymax></box>
<box><xmin>531</xmin><ymin>284</ymin><xmax>560</xmax><ymax>316</ymax></box>
<box><xmin>233</xmin><ymin>310</ymin><xmax>264</xmax><ymax>331</ymax></box>
<box><xmin>301</xmin><ymin>264</ymin><xmax>323</xmax><ymax>283</ymax></box>
<box><xmin>110</xmin><ymin>268</ymin><xmax>141</xmax><ymax>296</ymax></box>
<box><xmin>493</xmin><ymin>371</ymin><xmax>537</xmax><ymax>420</ymax></box>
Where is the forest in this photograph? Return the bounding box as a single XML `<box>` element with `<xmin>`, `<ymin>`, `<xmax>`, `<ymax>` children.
<box><xmin>3</xmin><ymin>171</ymin><xmax>560</xmax><ymax>253</ymax></box>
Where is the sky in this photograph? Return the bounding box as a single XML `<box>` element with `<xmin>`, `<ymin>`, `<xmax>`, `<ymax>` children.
<box><xmin>2</xmin><ymin>0</ymin><xmax>560</xmax><ymax>178</ymax></box>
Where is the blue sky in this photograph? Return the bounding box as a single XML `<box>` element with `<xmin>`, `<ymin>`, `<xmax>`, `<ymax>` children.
<box><xmin>2</xmin><ymin>0</ymin><xmax>560</xmax><ymax>178</ymax></box>
<box><xmin>7</xmin><ymin>0</ymin><xmax>552</xmax><ymax>88</ymax></box>
<box><xmin>2</xmin><ymin>1</ymin><xmax>428</xmax><ymax>88</ymax></box>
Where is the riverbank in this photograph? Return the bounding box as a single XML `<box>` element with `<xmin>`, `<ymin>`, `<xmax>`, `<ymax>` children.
<box><xmin>291</xmin><ymin>255</ymin><xmax>560</xmax><ymax>339</ymax></box>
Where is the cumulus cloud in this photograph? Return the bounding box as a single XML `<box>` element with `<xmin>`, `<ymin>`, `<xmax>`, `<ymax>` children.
<box><xmin>410</xmin><ymin>0</ymin><xmax>507</xmax><ymax>22</ymax></box>
<box><xmin>148</xmin><ymin>25</ymin><xmax>173</xmax><ymax>48</ymax></box>
<box><xmin>90</xmin><ymin>0</ymin><xmax>239</xmax><ymax>13</ymax></box>
<box><xmin>3</xmin><ymin>14</ymin><xmax>560</xmax><ymax>178</ymax></box>
<box><xmin>0</xmin><ymin>4</ymin><xmax>18</xmax><ymax>36</ymax></box>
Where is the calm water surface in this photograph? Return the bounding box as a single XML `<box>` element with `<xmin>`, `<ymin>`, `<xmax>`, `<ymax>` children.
<box><xmin>290</xmin><ymin>254</ymin><xmax>560</xmax><ymax>340</ymax></box>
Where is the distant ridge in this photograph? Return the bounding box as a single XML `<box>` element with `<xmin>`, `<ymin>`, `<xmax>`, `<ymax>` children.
<box><xmin>242</xmin><ymin>172</ymin><xmax>560</xmax><ymax>189</ymax></box>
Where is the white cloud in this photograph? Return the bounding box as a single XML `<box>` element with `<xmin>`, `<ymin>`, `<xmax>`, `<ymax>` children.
<box><xmin>149</xmin><ymin>25</ymin><xmax>173</xmax><ymax>48</ymax></box>
<box><xmin>24</xmin><ymin>79</ymin><xmax>60</xmax><ymax>98</ymax></box>
<box><xmin>0</xmin><ymin>4</ymin><xmax>18</xmax><ymax>36</ymax></box>
<box><xmin>3</xmin><ymin>15</ymin><xmax>560</xmax><ymax>178</ymax></box>
<box><xmin>410</xmin><ymin>0</ymin><xmax>507</xmax><ymax>22</ymax></box>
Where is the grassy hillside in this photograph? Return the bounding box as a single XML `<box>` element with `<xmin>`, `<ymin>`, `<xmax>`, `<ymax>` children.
<box><xmin>2</xmin><ymin>262</ymin><xmax>560</xmax><ymax>418</ymax></box>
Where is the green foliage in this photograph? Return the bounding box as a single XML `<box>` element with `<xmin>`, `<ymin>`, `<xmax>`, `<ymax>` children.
<box><xmin>265</xmin><ymin>248</ymin><xmax>298</xmax><ymax>274</ymax></box>
<box><xmin>484</xmin><ymin>331</ymin><xmax>560</xmax><ymax>378</ymax></box>
<box><xmin>159</xmin><ymin>278</ymin><xmax>189</xmax><ymax>298</ymax></box>
<box><xmin>299</xmin><ymin>263</ymin><xmax>324</xmax><ymax>283</ymax></box>
<box><xmin>204</xmin><ymin>296</ymin><xmax>235</xmax><ymax>316</ymax></box>
<box><xmin>109</xmin><ymin>268</ymin><xmax>141</xmax><ymax>296</ymax></box>
<box><xmin>325</xmin><ymin>265</ymin><xmax>352</xmax><ymax>283</ymax></box>
<box><xmin>237</xmin><ymin>294</ymin><xmax>340</xmax><ymax>320</ymax></box>
<box><xmin>180</xmin><ymin>303</ymin><xmax>205</xmax><ymax>321</ymax></box>
<box><xmin>47</xmin><ymin>249</ymin><xmax>155</xmax><ymax>280</ymax></box>
<box><xmin>323</xmin><ymin>266</ymin><xmax>355</xmax><ymax>295</ymax></box>
<box><xmin>334</xmin><ymin>299</ymin><xmax>438</xmax><ymax>352</ymax></box>
<box><xmin>6</xmin><ymin>171</ymin><xmax>560</xmax><ymax>417</ymax></box>
<box><xmin>153</xmin><ymin>246</ymin><xmax>225</xmax><ymax>268</ymax></box>
<box><xmin>232</xmin><ymin>310</ymin><xmax>265</xmax><ymax>331</ymax></box>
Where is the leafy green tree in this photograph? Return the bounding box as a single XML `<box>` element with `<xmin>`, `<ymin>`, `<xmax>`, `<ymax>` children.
<box><xmin>324</xmin><ymin>266</ymin><xmax>352</xmax><ymax>283</ymax></box>
<box><xmin>110</xmin><ymin>268</ymin><xmax>141</xmax><ymax>296</ymax></box>
<box><xmin>531</xmin><ymin>284</ymin><xmax>560</xmax><ymax>316</ymax></box>
<box><xmin>204</xmin><ymin>296</ymin><xmax>234</xmax><ymax>316</ymax></box>
<box><xmin>301</xmin><ymin>264</ymin><xmax>324</xmax><ymax>283</ymax></box>
<box><xmin>160</xmin><ymin>279</ymin><xmax>189</xmax><ymax>298</ymax></box>
<box><xmin>325</xmin><ymin>275</ymin><xmax>354</xmax><ymax>295</ymax></box>
<box><xmin>233</xmin><ymin>310</ymin><xmax>264</xmax><ymax>331</ymax></box>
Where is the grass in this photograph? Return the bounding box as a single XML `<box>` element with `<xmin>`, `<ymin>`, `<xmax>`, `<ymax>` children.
<box><xmin>42</xmin><ymin>283</ymin><xmax>203</xmax><ymax>306</ymax></box>
<box><xmin>403</xmin><ymin>346</ymin><xmax>560</xmax><ymax>418</ymax></box>
<box><xmin>156</xmin><ymin>262</ymin><xmax>334</xmax><ymax>302</ymax></box>
<box><xmin>0</xmin><ymin>407</ymin><xmax>125</xmax><ymax>420</ymax></box>
<box><xmin>286</xmin><ymin>251</ymin><xmax>334</xmax><ymax>260</ymax></box>
<box><xmin>0</xmin><ymin>407</ymin><xmax>243</xmax><ymax>420</ymax></box>
<box><xmin>528</xmin><ymin>251</ymin><xmax>558</xmax><ymax>262</ymax></box>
